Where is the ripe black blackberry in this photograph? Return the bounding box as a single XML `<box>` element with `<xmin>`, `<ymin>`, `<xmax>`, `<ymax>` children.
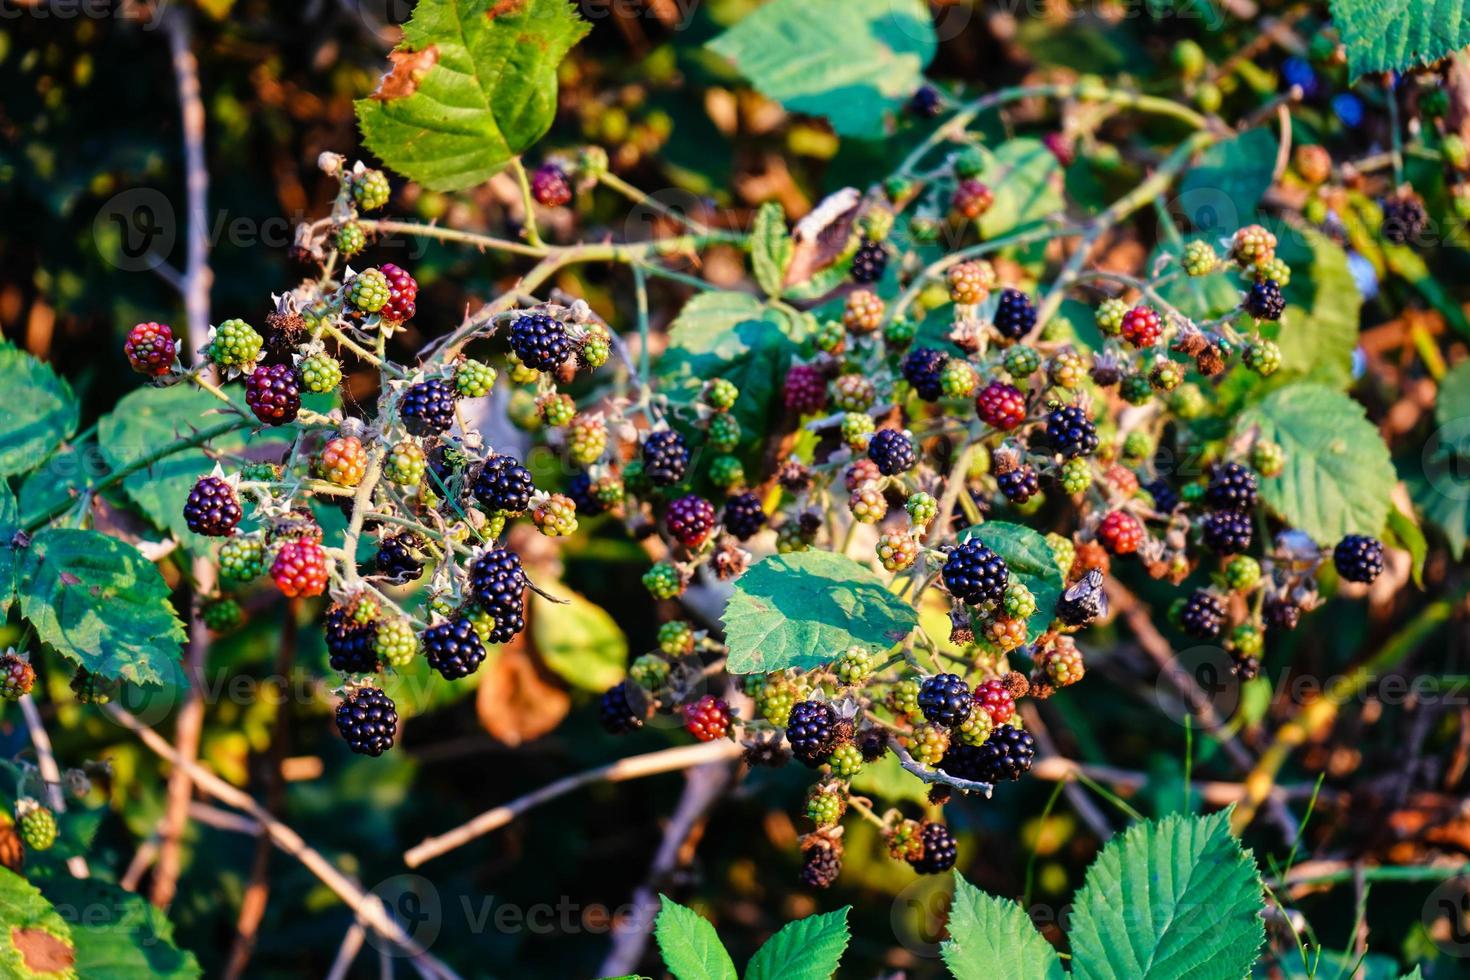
<box><xmin>908</xmin><ymin>84</ymin><xmax>943</xmax><ymax>118</ymax></box>
<box><xmin>722</xmin><ymin>492</ymin><xmax>767</xmax><ymax>540</ymax></box>
<box><xmin>324</xmin><ymin>607</ymin><xmax>380</xmax><ymax>674</ymax></box>
<box><xmin>917</xmin><ymin>673</ymin><xmax>972</xmax><ymax>728</ymax></box>
<box><xmin>1044</xmin><ymin>406</ymin><xmax>1099</xmax><ymax>458</ymax></box>
<box><xmin>468</xmin><ymin>547</ymin><xmax>526</xmax><ymax>612</ymax></box>
<box><xmin>1244</xmin><ymin>280</ymin><xmax>1285</xmax><ymax>320</ymax></box>
<box><xmin>486</xmin><ymin>604</ymin><xmax>526</xmax><ymax>644</ymax></box>
<box><xmin>800</xmin><ymin>837</ymin><xmax>843</xmax><ymax>888</ymax></box>
<box><xmin>1382</xmin><ymin>197</ymin><xmax>1428</xmax><ymax>246</ymax></box>
<box><xmin>567</xmin><ymin>473</ymin><xmax>604</xmax><ymax>516</ymax></box>
<box><xmin>1201</xmin><ymin>509</ymin><xmax>1253</xmax><ymax>554</ymax></box>
<box><xmin>908</xmin><ymin>822</ymin><xmax>958</xmax><ymax>874</ymax></box>
<box><xmin>867</xmin><ymin>428</ymin><xmax>917</xmax><ymax>475</ymax></box>
<box><xmin>1055</xmin><ymin>569</ymin><xmax>1107</xmax><ymax>627</ymax></box>
<box><xmin>642</xmin><ymin>430</ymin><xmax>689</xmax><ymax>486</ymax></box>
<box><xmin>183</xmin><ymin>476</ymin><xmax>242</xmax><ymax>536</ymax></box>
<box><xmin>598</xmin><ymin>683</ymin><xmax>644</xmax><ymax>734</ymax></box>
<box><xmin>1264</xmin><ymin>596</ymin><xmax>1302</xmax><ymax>631</ymax></box>
<box><xmin>422</xmin><ymin>617</ymin><xmax>488</xmax><ymax>679</ymax></box>
<box><xmin>372</xmin><ymin>532</ymin><xmax>425</xmax><ymax>583</ymax></box>
<box><xmin>336</xmin><ymin>686</ymin><xmax>398</xmax><ymax>756</ymax></box>
<box><xmin>993</xmin><ymin>288</ymin><xmax>1037</xmax><ymax>340</ymax></box>
<box><xmin>901</xmin><ymin>347</ymin><xmax>948</xmax><ymax>401</ymax></box>
<box><xmin>472</xmin><ymin>454</ymin><xmax>535</xmax><ymax>514</ymax></box>
<box><xmin>400</xmin><ymin>378</ymin><xmax>457</xmax><ymax>436</ymax></box>
<box><xmin>976</xmin><ymin>725</ymin><xmax>1036</xmax><ymax>782</ymax></box>
<box><xmin>786</xmin><ymin>700</ymin><xmax>838</xmax><ymax>767</ymax></box>
<box><xmin>942</xmin><ymin>540</ymin><xmax>1010</xmax><ymax>605</ymax></box>
<box><xmin>1204</xmin><ymin>462</ymin><xmax>1259</xmax><ymax>511</ymax></box>
<box><xmin>509</xmin><ymin>312</ymin><xmax>572</xmax><ymax>371</ymax></box>
<box><xmin>851</xmin><ymin>238</ymin><xmax>889</xmax><ymax>283</ymax></box>
<box><xmin>1333</xmin><ymin>534</ymin><xmax>1385</xmax><ymax>584</ymax></box>
<box><xmin>1144</xmin><ymin>478</ymin><xmax>1180</xmax><ymax>513</ymax></box>
<box><xmin>997</xmin><ymin>465</ymin><xmax>1040</xmax><ymax>504</ymax></box>
<box><xmin>1180</xmin><ymin>590</ymin><xmax>1226</xmax><ymax>639</ymax></box>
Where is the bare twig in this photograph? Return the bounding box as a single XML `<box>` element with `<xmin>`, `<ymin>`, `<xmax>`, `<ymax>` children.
<box><xmin>404</xmin><ymin>740</ymin><xmax>743</xmax><ymax>867</ymax></box>
<box><xmin>326</xmin><ymin>923</ymin><xmax>368</xmax><ymax>980</ymax></box>
<box><xmin>1019</xmin><ymin>704</ymin><xmax>1113</xmax><ymax>840</ymax></box>
<box><xmin>18</xmin><ymin>695</ymin><xmax>89</xmax><ymax>878</ymax></box>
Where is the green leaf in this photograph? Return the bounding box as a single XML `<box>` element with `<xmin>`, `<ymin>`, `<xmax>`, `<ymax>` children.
<box><xmin>744</xmin><ymin>907</ymin><xmax>850</xmax><ymax>980</ymax></box>
<box><xmin>1384</xmin><ymin>504</ymin><xmax>1427</xmax><ymax>588</ymax></box>
<box><xmin>657</xmin><ymin>292</ymin><xmax>809</xmax><ymax>462</ymax></box>
<box><xmin>721</xmin><ymin>551</ymin><xmax>918</xmax><ymax>674</ymax></box>
<box><xmin>750</xmin><ymin>202</ymin><xmax>794</xmax><ymax>297</ymax></box>
<box><xmin>1329</xmin><ymin>0</ymin><xmax>1470</xmax><ymax>78</ymax></box>
<box><xmin>41</xmin><ymin>877</ymin><xmax>200</xmax><ymax>978</ymax></box>
<box><xmin>354</xmin><ymin>0</ymin><xmax>590</xmax><ymax>191</ymax></box>
<box><xmin>1234</xmin><ymin>385</ymin><xmax>1395</xmax><ymax>544</ymax></box>
<box><xmin>942</xmin><ymin>874</ymin><xmax>1064</xmax><ymax>980</ymax></box>
<box><xmin>0</xmin><ymin>483</ymin><xmax>19</xmax><ymax>617</ymax></box>
<box><xmin>1069</xmin><ymin>811</ymin><xmax>1265</xmax><ymax>980</ymax></box>
<box><xmin>1406</xmin><ymin>455</ymin><xmax>1469</xmax><ymax>559</ymax></box>
<box><xmin>0</xmin><ymin>868</ymin><xmax>76</xmax><ymax>979</ymax></box>
<box><xmin>0</xmin><ymin>344</ymin><xmax>79</xmax><ymax>479</ymax></box>
<box><xmin>958</xmin><ymin>521</ymin><xmax>1065</xmax><ymax>641</ymax></box>
<box><xmin>18</xmin><ymin>528</ymin><xmax>187</xmax><ymax>687</ymax></box>
<box><xmin>972</xmin><ymin>139</ymin><xmax>1065</xmax><ymax>240</ymax></box>
<box><xmin>1153</xmin><ymin>242</ymin><xmax>1241</xmax><ymax>322</ymax></box>
<box><xmin>531</xmin><ymin>588</ymin><xmax>627</xmax><ymax>692</ymax></box>
<box><xmin>1273</xmin><ymin>229</ymin><xmax>1362</xmax><ymax>386</ymax></box>
<box><xmin>849</xmin><ymin>750</ymin><xmax>931</xmax><ymax>805</ymax></box>
<box><xmin>653</xmin><ymin>895</ymin><xmax>737</xmax><ymax>980</ymax></box>
<box><xmin>1177</xmin><ymin>129</ymin><xmax>1278</xmax><ymax>233</ymax></box>
<box><xmin>1435</xmin><ymin>360</ymin><xmax>1470</xmax><ymax>436</ymax></box>
<box><xmin>708</xmin><ymin>0</ymin><xmax>935</xmax><ymax>139</ymax></box>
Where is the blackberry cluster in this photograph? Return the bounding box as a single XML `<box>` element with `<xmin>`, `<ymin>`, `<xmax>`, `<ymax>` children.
<box><xmin>509</xmin><ymin>312</ymin><xmax>572</xmax><ymax>372</ymax></box>
<box><xmin>400</xmin><ymin>379</ymin><xmax>457</xmax><ymax>436</ymax></box>
<box><xmin>642</xmin><ymin>430</ymin><xmax>690</xmax><ymax>486</ymax></box>
<box><xmin>598</xmin><ymin>683</ymin><xmax>644</xmax><ymax>734</ymax></box>
<box><xmin>1205</xmin><ymin>463</ymin><xmax>1259</xmax><ymax>510</ymax></box>
<box><xmin>184</xmin><ymin>476</ymin><xmax>242</xmax><ymax>536</ymax></box>
<box><xmin>423</xmin><ymin>617</ymin><xmax>489</xmax><ymax>679</ymax></box>
<box><xmin>1201</xmin><ymin>510</ymin><xmax>1253</xmax><ymax>554</ymax></box>
<box><xmin>373</xmin><ymin>532</ymin><xmax>425</xmax><ymax>583</ymax></box>
<box><xmin>723</xmin><ymin>492</ymin><xmax>767</xmax><ymax>540</ymax></box>
<box><xmin>786</xmin><ymin>700</ymin><xmax>838</xmax><ymax>767</ymax></box>
<box><xmin>993</xmin><ymin>288</ymin><xmax>1037</xmax><ymax>340</ymax></box>
<box><xmin>336</xmin><ymin>687</ymin><xmax>398</xmax><ymax>756</ymax></box>
<box><xmin>473</xmin><ymin>454</ymin><xmax>535</xmax><ymax>514</ymax></box>
<box><xmin>1180</xmin><ymin>591</ymin><xmax>1226</xmax><ymax>638</ymax></box>
<box><xmin>917</xmin><ymin>673</ymin><xmax>972</xmax><ymax>727</ymax></box>
<box><xmin>942</xmin><ymin>541</ymin><xmax>1009</xmax><ymax>605</ymax></box>
<box><xmin>851</xmin><ymin>238</ymin><xmax>889</xmax><ymax>283</ymax></box>
<box><xmin>244</xmin><ymin>363</ymin><xmax>301</xmax><ymax>425</ymax></box>
<box><xmin>901</xmin><ymin>347</ymin><xmax>949</xmax><ymax>402</ymax></box>
<box><xmin>1044</xmin><ymin>406</ymin><xmax>1099</xmax><ymax>458</ymax></box>
<box><xmin>867</xmin><ymin>428</ymin><xmax>917</xmax><ymax>475</ymax></box>
<box><xmin>325</xmin><ymin>607</ymin><xmax>380</xmax><ymax>674</ymax></box>
<box><xmin>1245</xmin><ymin>280</ymin><xmax>1285</xmax><ymax>320</ymax></box>
<box><xmin>1333</xmin><ymin>534</ymin><xmax>1385</xmax><ymax>584</ymax></box>
<box><xmin>908</xmin><ymin>822</ymin><xmax>958</xmax><ymax>874</ymax></box>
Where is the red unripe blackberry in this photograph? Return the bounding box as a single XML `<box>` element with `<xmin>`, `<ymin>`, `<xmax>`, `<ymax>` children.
<box><xmin>952</xmin><ymin>178</ymin><xmax>993</xmax><ymax>219</ymax></box>
<box><xmin>666</xmin><ymin>494</ymin><xmax>717</xmax><ymax>548</ymax></box>
<box><xmin>1097</xmin><ymin>510</ymin><xmax>1144</xmax><ymax>555</ymax></box>
<box><xmin>124</xmin><ymin>321</ymin><xmax>176</xmax><ymax>376</ymax></box>
<box><xmin>973</xmin><ymin>678</ymin><xmax>1015</xmax><ymax>725</ymax></box>
<box><xmin>269</xmin><ymin>539</ymin><xmax>328</xmax><ymax>597</ymax></box>
<box><xmin>378</xmin><ymin>263</ymin><xmax>418</xmax><ymax>323</ymax></box>
<box><xmin>336</xmin><ymin>686</ymin><xmax>398</xmax><ymax>756</ymax></box>
<box><xmin>423</xmin><ymin>617</ymin><xmax>488</xmax><ymax>679</ymax></box>
<box><xmin>976</xmin><ymin>381</ymin><xmax>1027</xmax><ymax>430</ymax></box>
<box><xmin>683</xmin><ymin>695</ymin><xmax>732</xmax><ymax>741</ymax></box>
<box><xmin>783</xmin><ymin>363</ymin><xmax>828</xmax><ymax>415</ymax></box>
<box><xmin>1120</xmin><ymin>305</ymin><xmax>1162</xmax><ymax>348</ymax></box>
<box><xmin>245</xmin><ymin>363</ymin><xmax>302</xmax><ymax>425</ymax></box>
<box><xmin>0</xmin><ymin>652</ymin><xmax>35</xmax><ymax>701</ymax></box>
<box><xmin>531</xmin><ymin>163</ymin><xmax>573</xmax><ymax>207</ymax></box>
<box><xmin>183</xmin><ymin>476</ymin><xmax>242</xmax><ymax>536</ymax></box>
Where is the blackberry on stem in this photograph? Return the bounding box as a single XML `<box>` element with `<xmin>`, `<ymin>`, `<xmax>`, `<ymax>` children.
<box><xmin>336</xmin><ymin>686</ymin><xmax>398</xmax><ymax>756</ymax></box>
<box><xmin>786</xmin><ymin>700</ymin><xmax>838</xmax><ymax>767</ymax></box>
<box><xmin>422</xmin><ymin>617</ymin><xmax>489</xmax><ymax>679</ymax></box>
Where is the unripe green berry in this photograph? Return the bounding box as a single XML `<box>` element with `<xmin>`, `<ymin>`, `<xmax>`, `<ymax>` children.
<box><xmin>806</xmin><ymin>787</ymin><xmax>846</xmax><ymax>827</ymax></box>
<box><xmin>1223</xmin><ymin>555</ymin><xmax>1262</xmax><ymax>592</ymax></box>
<box><xmin>1003</xmin><ymin>582</ymin><xmax>1037</xmax><ymax>620</ymax></box>
<box><xmin>708</xmin><ymin>413</ymin><xmax>741</xmax><ymax>453</ymax></box>
<box><xmin>346</xmin><ymin>268</ymin><xmax>390</xmax><ymax>313</ymax></box>
<box><xmin>840</xmin><ymin>413</ymin><xmax>874</xmax><ymax>450</ymax></box>
<box><xmin>704</xmin><ymin>378</ymin><xmax>739</xmax><ymax>411</ymax></box>
<box><xmin>1251</xmin><ymin>439</ymin><xmax>1286</xmax><ymax>478</ymax></box>
<box><xmin>906</xmin><ymin>492</ymin><xmax>938</xmax><ymax>526</ymax></box>
<box><xmin>658</xmin><ymin>620</ymin><xmax>695</xmax><ymax>657</ymax></box>
<box><xmin>939</xmin><ymin>358</ymin><xmax>979</xmax><ymax>398</ymax></box>
<box><xmin>829</xmin><ymin>743</ymin><xmax>864</xmax><ymax>778</ymax></box>
<box><xmin>201</xmin><ymin>597</ymin><xmax>243</xmax><ymax>632</ymax></box>
<box><xmin>208</xmin><ymin>318</ymin><xmax>263</xmax><ymax>369</ymax></box>
<box><xmin>643</xmin><ymin>562</ymin><xmax>683</xmax><ymax>600</ymax></box>
<box><xmin>384</xmin><ymin>440</ymin><xmax>427</xmax><ymax>486</ymax></box>
<box><xmin>1060</xmin><ymin>456</ymin><xmax>1092</xmax><ymax>494</ymax></box>
<box><xmin>455</xmin><ymin>359</ymin><xmax>497</xmax><ymax>398</ymax></box>
<box><xmin>1046</xmin><ymin>532</ymin><xmax>1075</xmax><ymax>578</ymax></box>
<box><xmin>1003</xmin><ymin>344</ymin><xmax>1041</xmax><ymax>378</ymax></box>
<box><xmin>1244</xmin><ymin>339</ymin><xmax>1282</xmax><ymax>376</ymax></box>
<box><xmin>333</xmin><ymin>221</ymin><xmax>367</xmax><ymax>258</ymax></box>
<box><xmin>375</xmin><ymin>618</ymin><xmax>419</xmax><ymax>668</ymax></box>
<box><xmin>883</xmin><ymin>316</ymin><xmax>916</xmax><ymax>349</ymax></box>
<box><xmin>1122</xmin><ymin>431</ymin><xmax>1153</xmax><ymax>462</ymax></box>
<box><xmin>835</xmin><ymin>647</ymin><xmax>873</xmax><ymax>686</ymax></box>
<box><xmin>351</xmin><ymin>168</ymin><xmax>391</xmax><ymax>211</ymax></box>
<box><xmin>219</xmin><ymin>533</ymin><xmax>266</xmax><ymax>581</ymax></box>
<box><xmin>709</xmin><ymin>454</ymin><xmax>746</xmax><ymax>490</ymax></box>
<box><xmin>1183</xmin><ymin>240</ymin><xmax>1218</xmax><ymax>277</ymax></box>
<box><xmin>1230</xmin><ymin>623</ymin><xmax>1264</xmax><ymax>658</ymax></box>
<box><xmin>1095</xmin><ymin>298</ymin><xmax>1128</xmax><ymax>336</ymax></box>
<box><xmin>630</xmin><ymin>653</ymin><xmax>670</xmax><ymax>690</ymax></box>
<box><xmin>299</xmin><ymin>351</ymin><xmax>343</xmax><ymax>393</ymax></box>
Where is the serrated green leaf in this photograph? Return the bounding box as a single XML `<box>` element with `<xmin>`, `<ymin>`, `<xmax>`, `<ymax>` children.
<box><xmin>708</xmin><ymin>0</ymin><xmax>934</xmax><ymax>139</ymax></box>
<box><xmin>751</xmin><ymin>202</ymin><xmax>793</xmax><ymax>297</ymax></box>
<box><xmin>653</xmin><ymin>895</ymin><xmax>737</xmax><ymax>980</ymax></box>
<box><xmin>0</xmin><ymin>344</ymin><xmax>79</xmax><ymax>479</ymax></box>
<box><xmin>973</xmin><ymin>139</ymin><xmax>1065</xmax><ymax>240</ymax></box>
<box><xmin>958</xmin><ymin>521</ymin><xmax>1065</xmax><ymax>641</ymax></box>
<box><xmin>18</xmin><ymin>528</ymin><xmax>187</xmax><ymax>687</ymax></box>
<box><xmin>1384</xmin><ymin>504</ymin><xmax>1427</xmax><ymax>588</ymax></box>
<box><xmin>1177</xmin><ymin>129</ymin><xmax>1278</xmax><ymax>234</ymax></box>
<box><xmin>1069</xmin><ymin>811</ymin><xmax>1265</xmax><ymax>980</ymax></box>
<box><xmin>41</xmin><ymin>877</ymin><xmax>200</xmax><ymax>978</ymax></box>
<box><xmin>744</xmin><ymin>907</ymin><xmax>850</xmax><ymax>980</ymax></box>
<box><xmin>1273</xmin><ymin>229</ymin><xmax>1362</xmax><ymax>386</ymax></box>
<box><xmin>0</xmin><ymin>483</ymin><xmax>18</xmax><ymax>617</ymax></box>
<box><xmin>1329</xmin><ymin>0</ymin><xmax>1470</xmax><ymax>78</ymax></box>
<box><xmin>0</xmin><ymin>867</ymin><xmax>76</xmax><ymax>979</ymax></box>
<box><xmin>721</xmin><ymin>551</ymin><xmax>917</xmax><ymax>674</ymax></box>
<box><xmin>354</xmin><ymin>0</ymin><xmax>590</xmax><ymax>191</ymax></box>
<box><xmin>942</xmin><ymin>874</ymin><xmax>1064</xmax><ymax>980</ymax></box>
<box><xmin>531</xmin><ymin>588</ymin><xmax>627</xmax><ymax>692</ymax></box>
<box><xmin>1234</xmin><ymin>385</ymin><xmax>1394</xmax><ymax>544</ymax></box>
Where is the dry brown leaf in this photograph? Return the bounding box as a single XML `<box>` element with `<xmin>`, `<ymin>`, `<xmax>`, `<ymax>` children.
<box><xmin>476</xmin><ymin>631</ymin><xmax>569</xmax><ymax>746</ymax></box>
<box><xmin>370</xmin><ymin>47</ymin><xmax>440</xmax><ymax>102</ymax></box>
<box><xmin>11</xmin><ymin>927</ymin><xmax>74</xmax><ymax>975</ymax></box>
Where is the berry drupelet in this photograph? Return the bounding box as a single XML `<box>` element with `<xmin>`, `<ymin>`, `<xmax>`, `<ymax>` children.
<box><xmin>786</xmin><ymin>700</ymin><xmax>838</xmax><ymax>767</ymax></box>
<box><xmin>509</xmin><ymin>312</ymin><xmax>572</xmax><ymax>372</ymax></box>
<box><xmin>901</xmin><ymin>347</ymin><xmax>949</xmax><ymax>402</ymax></box>
<box><xmin>867</xmin><ymin>428</ymin><xmax>917</xmax><ymax>475</ymax></box>
<box><xmin>993</xmin><ymin>288</ymin><xmax>1037</xmax><ymax>340</ymax></box>
<box><xmin>423</xmin><ymin>617</ymin><xmax>489</xmax><ymax>680</ymax></box>
<box><xmin>723</xmin><ymin>492</ymin><xmax>767</xmax><ymax>540</ymax></box>
<box><xmin>642</xmin><ymin>429</ymin><xmax>690</xmax><ymax>486</ymax></box>
<box><xmin>336</xmin><ymin>687</ymin><xmax>398</xmax><ymax>756</ymax></box>
<box><xmin>400</xmin><ymin>378</ymin><xmax>458</xmax><ymax>436</ymax></box>
<box><xmin>1333</xmin><ymin>534</ymin><xmax>1385</xmax><ymax>584</ymax></box>
<box><xmin>472</xmin><ymin>454</ymin><xmax>536</xmax><ymax>514</ymax></box>
<box><xmin>917</xmin><ymin>673</ymin><xmax>973</xmax><ymax>728</ymax></box>
<box><xmin>184</xmin><ymin>476</ymin><xmax>242</xmax><ymax>536</ymax></box>
<box><xmin>942</xmin><ymin>540</ymin><xmax>1010</xmax><ymax>605</ymax></box>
